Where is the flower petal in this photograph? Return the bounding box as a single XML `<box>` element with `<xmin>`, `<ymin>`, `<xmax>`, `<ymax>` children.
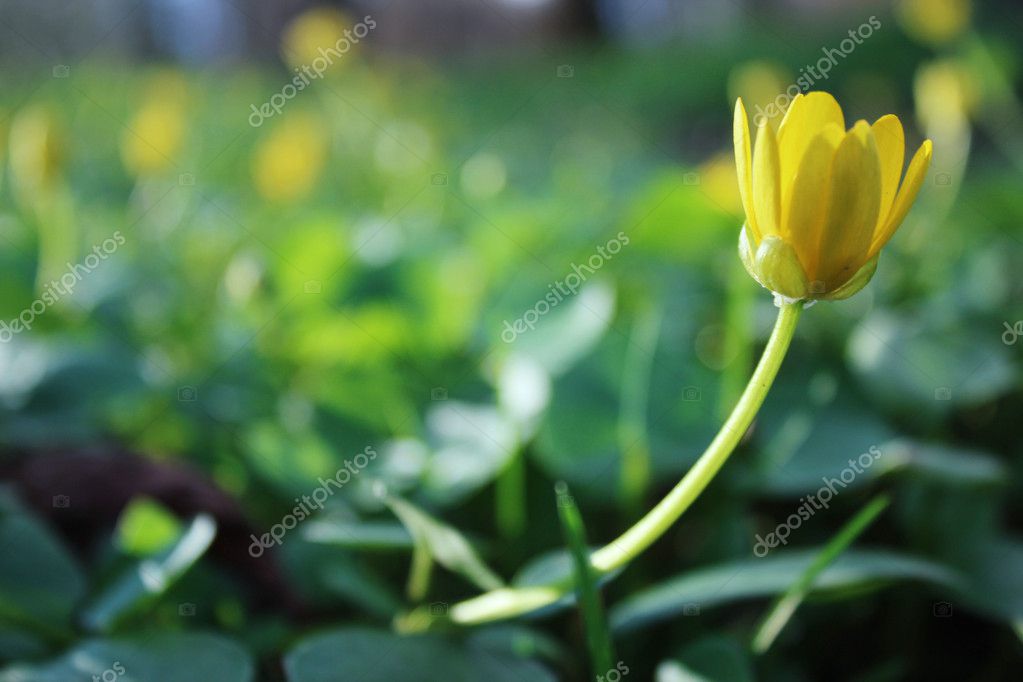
<box><xmin>782</xmin><ymin>123</ymin><xmax>843</xmax><ymax>275</ymax></box>
<box><xmin>752</xmin><ymin>118</ymin><xmax>781</xmax><ymax>237</ymax></box>
<box><xmin>814</xmin><ymin>121</ymin><xmax>882</xmax><ymax>289</ymax></box>
<box><xmin>871</xmin><ymin>114</ymin><xmax>905</xmax><ymax>233</ymax></box>
<box><xmin>777</xmin><ymin>92</ymin><xmax>845</xmax><ymax>203</ymax></box>
<box><xmin>870</xmin><ymin>139</ymin><xmax>932</xmax><ymax>257</ymax></box>
<box><xmin>733</xmin><ymin>98</ymin><xmax>759</xmax><ymax>241</ymax></box>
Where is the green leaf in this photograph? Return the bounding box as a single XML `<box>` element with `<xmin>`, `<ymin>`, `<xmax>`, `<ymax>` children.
<box><xmin>499</xmin><ymin>281</ymin><xmax>616</xmax><ymax>377</ymax></box>
<box><xmin>610</xmin><ymin>549</ymin><xmax>963</xmax><ymax>632</ymax></box>
<box><xmin>420</xmin><ymin>402</ymin><xmax>518</xmax><ymax>507</ymax></box>
<box><xmin>956</xmin><ymin>539</ymin><xmax>1023</xmax><ymax>624</ymax></box>
<box><xmin>847</xmin><ymin>310</ymin><xmax>1016</xmax><ymax>421</ymax></box>
<box><xmin>382</xmin><ymin>493</ymin><xmax>504</xmax><ymax>592</ymax></box>
<box><xmin>80</xmin><ymin>515</ymin><xmax>217</xmax><ymax>633</ymax></box>
<box><xmin>875</xmin><ymin>439</ymin><xmax>1007</xmax><ymax>486</ymax></box>
<box><xmin>656</xmin><ymin>635</ymin><xmax>754</xmax><ymax>682</ymax></box>
<box><xmin>116</xmin><ymin>497</ymin><xmax>183</xmax><ymax>556</ymax></box>
<box><xmin>534</xmin><ymin>284</ymin><xmax>719</xmax><ymax>499</ymax></box>
<box><xmin>0</xmin><ymin>633</ymin><xmax>254</xmax><ymax>682</ymax></box>
<box><xmin>302</xmin><ymin>519</ymin><xmax>414</xmax><ymax>551</ymax></box>
<box><xmin>753</xmin><ymin>370</ymin><xmax>895</xmax><ymax>496</ymax></box>
<box><xmin>0</xmin><ymin>509</ymin><xmax>84</xmax><ymax>642</ymax></box>
<box><xmin>284</xmin><ymin>628</ymin><xmax>556</xmax><ymax>682</ymax></box>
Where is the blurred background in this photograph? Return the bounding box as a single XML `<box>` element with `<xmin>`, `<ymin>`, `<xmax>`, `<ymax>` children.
<box><xmin>0</xmin><ymin>0</ymin><xmax>1020</xmax><ymax>680</ymax></box>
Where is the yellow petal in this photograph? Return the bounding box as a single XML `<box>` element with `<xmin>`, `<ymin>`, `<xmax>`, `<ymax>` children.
<box><xmin>777</xmin><ymin>92</ymin><xmax>845</xmax><ymax>204</ymax></box>
<box><xmin>733</xmin><ymin>98</ymin><xmax>759</xmax><ymax>241</ymax></box>
<box><xmin>752</xmin><ymin>119</ymin><xmax>781</xmax><ymax>237</ymax></box>
<box><xmin>782</xmin><ymin>123</ymin><xmax>843</xmax><ymax>274</ymax></box>
<box><xmin>814</xmin><ymin>121</ymin><xmax>882</xmax><ymax>289</ymax></box>
<box><xmin>870</xmin><ymin>139</ymin><xmax>932</xmax><ymax>257</ymax></box>
<box><xmin>871</xmin><ymin>114</ymin><xmax>905</xmax><ymax>233</ymax></box>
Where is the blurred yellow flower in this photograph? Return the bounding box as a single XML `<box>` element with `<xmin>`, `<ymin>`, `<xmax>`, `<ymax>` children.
<box><xmin>698</xmin><ymin>151</ymin><xmax>743</xmax><ymax>216</ymax></box>
<box><xmin>9</xmin><ymin>105</ymin><xmax>64</xmax><ymax>200</ymax></box>
<box><xmin>252</xmin><ymin>113</ymin><xmax>327</xmax><ymax>202</ymax></box>
<box><xmin>897</xmin><ymin>0</ymin><xmax>971</xmax><ymax>46</ymax></box>
<box><xmin>122</xmin><ymin>71</ymin><xmax>189</xmax><ymax>176</ymax></box>
<box><xmin>281</xmin><ymin>7</ymin><xmax>357</xmax><ymax>69</ymax></box>
<box><xmin>915</xmin><ymin>60</ymin><xmax>977</xmax><ymax>132</ymax></box>
<box><xmin>733</xmin><ymin>92</ymin><xmax>932</xmax><ymax>301</ymax></box>
<box><xmin>0</xmin><ymin>113</ymin><xmax>7</xmax><ymax>187</ymax></box>
<box><xmin>728</xmin><ymin>61</ymin><xmax>793</xmax><ymax>132</ymax></box>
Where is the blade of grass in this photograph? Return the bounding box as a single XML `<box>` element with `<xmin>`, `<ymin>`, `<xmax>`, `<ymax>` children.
<box><xmin>496</xmin><ymin>446</ymin><xmax>527</xmax><ymax>543</ymax></box>
<box><xmin>556</xmin><ymin>482</ymin><xmax>615</xmax><ymax>676</ymax></box>
<box><xmin>751</xmin><ymin>494</ymin><xmax>890</xmax><ymax>654</ymax></box>
<box><xmin>618</xmin><ymin>304</ymin><xmax>662</xmax><ymax>514</ymax></box>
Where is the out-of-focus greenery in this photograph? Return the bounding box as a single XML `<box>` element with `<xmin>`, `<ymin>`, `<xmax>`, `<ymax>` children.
<box><xmin>0</xmin><ymin>3</ymin><xmax>1021</xmax><ymax>680</ymax></box>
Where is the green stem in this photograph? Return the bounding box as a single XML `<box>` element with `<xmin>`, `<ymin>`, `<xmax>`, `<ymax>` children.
<box><xmin>495</xmin><ymin>447</ymin><xmax>526</xmax><ymax>542</ymax></box>
<box><xmin>407</xmin><ymin>542</ymin><xmax>434</xmax><ymax>602</ymax></box>
<box><xmin>448</xmin><ymin>302</ymin><xmax>803</xmax><ymax>626</ymax></box>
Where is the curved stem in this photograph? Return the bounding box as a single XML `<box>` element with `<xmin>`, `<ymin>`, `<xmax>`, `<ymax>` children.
<box><xmin>448</xmin><ymin>301</ymin><xmax>803</xmax><ymax>626</ymax></box>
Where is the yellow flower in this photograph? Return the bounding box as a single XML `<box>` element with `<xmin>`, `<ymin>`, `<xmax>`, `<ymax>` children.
<box><xmin>9</xmin><ymin>105</ymin><xmax>64</xmax><ymax>201</ymax></box>
<box><xmin>281</xmin><ymin>7</ymin><xmax>357</xmax><ymax>69</ymax></box>
<box><xmin>122</xmin><ymin>71</ymin><xmax>189</xmax><ymax>176</ymax></box>
<box><xmin>733</xmin><ymin>92</ymin><xmax>932</xmax><ymax>301</ymax></box>
<box><xmin>252</xmin><ymin>112</ymin><xmax>327</xmax><ymax>202</ymax></box>
<box><xmin>122</xmin><ymin>102</ymin><xmax>187</xmax><ymax>176</ymax></box>
<box><xmin>897</xmin><ymin>0</ymin><xmax>971</xmax><ymax>46</ymax></box>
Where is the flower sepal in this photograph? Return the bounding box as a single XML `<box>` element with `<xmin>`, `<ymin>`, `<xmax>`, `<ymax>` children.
<box><xmin>821</xmin><ymin>255</ymin><xmax>879</xmax><ymax>300</ymax></box>
<box><xmin>738</xmin><ymin>224</ymin><xmax>810</xmax><ymax>302</ymax></box>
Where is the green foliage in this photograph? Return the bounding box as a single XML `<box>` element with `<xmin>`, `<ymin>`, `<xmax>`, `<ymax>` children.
<box><xmin>0</xmin><ymin>8</ymin><xmax>1021</xmax><ymax>679</ymax></box>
